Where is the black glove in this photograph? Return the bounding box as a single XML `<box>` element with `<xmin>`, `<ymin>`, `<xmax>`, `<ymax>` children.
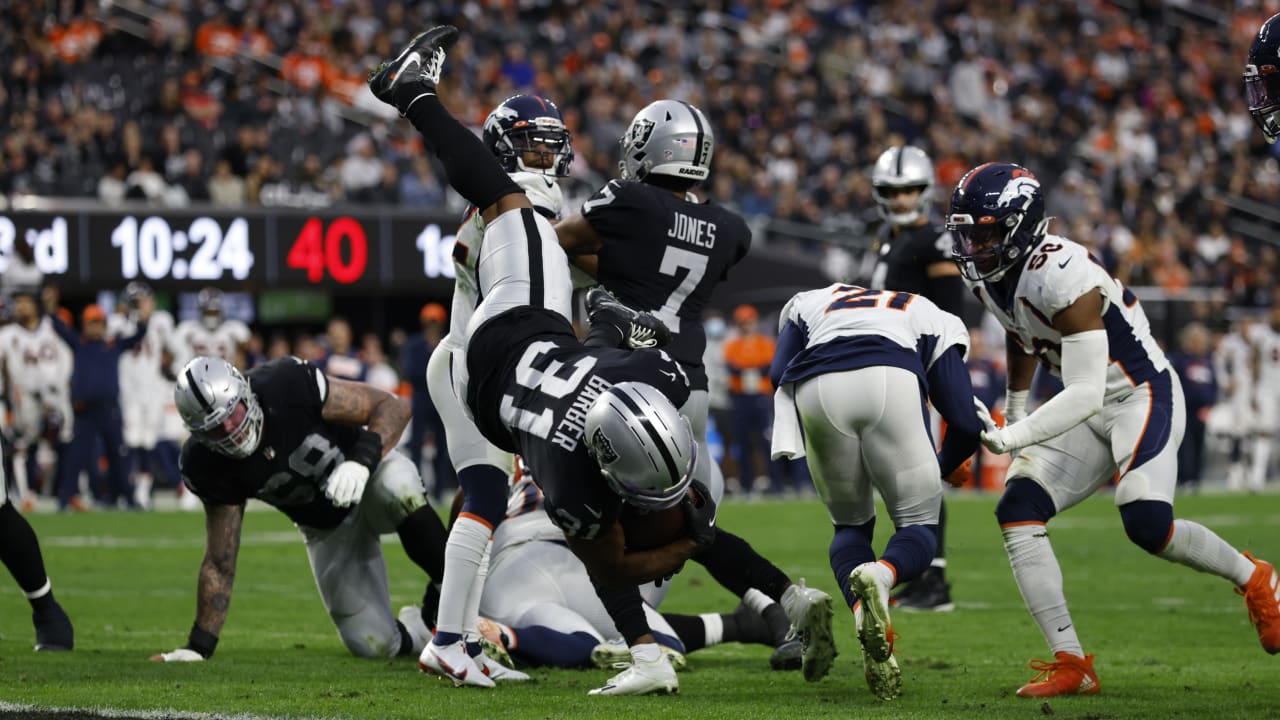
<box><xmin>584</xmin><ymin>287</ymin><xmax>672</xmax><ymax>350</ymax></box>
<box><xmin>681</xmin><ymin>479</ymin><xmax>717</xmax><ymax>549</ymax></box>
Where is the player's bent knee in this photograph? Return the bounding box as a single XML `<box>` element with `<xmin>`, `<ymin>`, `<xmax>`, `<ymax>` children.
<box><xmin>995</xmin><ymin>477</ymin><xmax>1057</xmax><ymax>526</ymax></box>
<box><xmin>1118</xmin><ymin>499</ymin><xmax>1174</xmax><ymax>554</ymax></box>
<box><xmin>361</xmin><ymin>453</ymin><xmax>430</xmax><ymax>534</ymax></box>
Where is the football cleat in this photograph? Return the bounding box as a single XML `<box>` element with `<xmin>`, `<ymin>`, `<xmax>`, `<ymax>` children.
<box><xmin>1016</xmin><ymin>652</ymin><xmax>1100</xmax><ymax>698</ymax></box>
<box><xmin>419</xmin><ymin>640</ymin><xmax>495</xmax><ymax>688</ymax></box>
<box><xmin>587</xmin><ymin>655</ymin><xmax>678</xmax><ymax>696</ymax></box>
<box><xmin>475</xmin><ymin>616</ymin><xmax>517</xmax><ymax>669</ymax></box>
<box><xmin>781</xmin><ymin>579</ymin><xmax>836</xmax><ymax>682</ymax></box>
<box><xmin>584</xmin><ymin>287</ymin><xmax>672</xmax><ymax>350</ymax></box>
<box><xmin>476</xmin><ymin>651</ymin><xmax>531</xmax><ymax>682</ymax></box>
<box><xmin>33</xmin><ymin>601</ymin><xmax>74</xmax><ymax>652</ymax></box>
<box><xmin>397</xmin><ymin>605</ymin><xmax>431</xmax><ymax>656</ymax></box>
<box><xmin>367</xmin><ymin>25</ymin><xmax>459</xmax><ymax>109</ymax></box>
<box><xmin>1238</xmin><ymin>552</ymin><xmax>1280</xmax><ymax>654</ymax></box>
<box><xmin>849</xmin><ymin>563</ymin><xmax>895</xmax><ymax>664</ymax></box>
<box><xmin>590</xmin><ymin>639</ymin><xmax>686</xmax><ymax>671</ymax></box>
<box><xmin>890</xmin><ymin>566</ymin><xmax>954</xmax><ymax>612</ymax></box>
<box><xmin>853</xmin><ymin>600</ymin><xmax>901</xmax><ymax>700</ymax></box>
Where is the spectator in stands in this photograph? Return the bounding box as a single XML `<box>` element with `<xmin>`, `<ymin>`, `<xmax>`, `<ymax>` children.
<box><xmin>362</xmin><ymin>333</ymin><xmax>399</xmax><ymax>395</ymax></box>
<box><xmin>207</xmin><ymin>159</ymin><xmax>247</xmax><ymax>207</ymax></box>
<box><xmin>724</xmin><ymin>304</ymin><xmax>778</xmax><ymax>496</ymax></box>
<box><xmin>319</xmin><ymin>317</ymin><xmax>366</xmax><ymax>382</ymax></box>
<box><xmin>400</xmin><ymin>303</ymin><xmax>453</xmax><ymax>500</ymax></box>
<box><xmin>1170</xmin><ymin>322</ymin><xmax>1217</xmax><ymax>491</ymax></box>
<box><xmin>51</xmin><ymin>301</ymin><xmax>150</xmax><ymax>510</ymax></box>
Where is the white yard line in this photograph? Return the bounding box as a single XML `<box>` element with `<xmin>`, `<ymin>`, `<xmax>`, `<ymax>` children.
<box><xmin>0</xmin><ymin>701</ymin><xmax>334</xmax><ymax>720</ymax></box>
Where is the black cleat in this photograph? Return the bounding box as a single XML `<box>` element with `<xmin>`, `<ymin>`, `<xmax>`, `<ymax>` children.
<box><xmin>367</xmin><ymin>25</ymin><xmax>459</xmax><ymax>109</ymax></box>
<box><xmin>585</xmin><ymin>287</ymin><xmax>672</xmax><ymax>350</ymax></box>
<box><xmin>33</xmin><ymin>601</ymin><xmax>74</xmax><ymax>651</ymax></box>
<box><xmin>890</xmin><ymin>566</ymin><xmax>954</xmax><ymax>612</ymax></box>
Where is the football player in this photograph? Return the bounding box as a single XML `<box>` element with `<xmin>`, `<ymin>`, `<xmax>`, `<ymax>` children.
<box><xmin>553</xmin><ymin>98</ymin><xmax>822</xmax><ymax>679</ymax></box>
<box><xmin>368</xmin><ymin>27</ymin><xmax>825</xmax><ymax>696</ymax></box>
<box><xmin>1213</xmin><ymin>318</ymin><xmax>1255</xmax><ymax>490</ymax></box>
<box><xmin>868</xmin><ymin>145</ymin><xmax>966</xmax><ymax>612</ymax></box>
<box><xmin>418</xmin><ymin>92</ymin><xmax>574</xmax><ymax>687</ymax></box>
<box><xmin>1245</xmin><ymin>12</ymin><xmax>1280</xmax><ymax>144</ymax></box>
<box><xmin>108</xmin><ymin>282</ymin><xmax>176</xmax><ymax>509</ymax></box>
<box><xmin>769</xmin><ymin>283</ymin><xmax>981</xmax><ymax>699</ymax></box>
<box><xmin>1248</xmin><ymin>305</ymin><xmax>1280</xmax><ymax>491</ymax></box>
<box><xmin>171</xmin><ymin>287</ymin><xmax>250</xmax><ymax>369</ymax></box>
<box><xmin>948</xmin><ymin>162</ymin><xmax>1280</xmax><ymax>697</ymax></box>
<box><xmin>149</xmin><ymin>356</ymin><xmax>448</xmax><ymax>663</ymax></box>
<box><xmin>0</xmin><ymin>483</ymin><xmax>74</xmax><ymax>650</ymax></box>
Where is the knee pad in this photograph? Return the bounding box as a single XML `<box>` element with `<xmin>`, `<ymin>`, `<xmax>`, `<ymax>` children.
<box><xmin>994</xmin><ymin>477</ymin><xmax>1056</xmax><ymax>526</ymax></box>
<box><xmin>458</xmin><ymin>464</ymin><xmax>509</xmax><ymax>527</ymax></box>
<box><xmin>1118</xmin><ymin>499</ymin><xmax>1173</xmax><ymax>554</ymax></box>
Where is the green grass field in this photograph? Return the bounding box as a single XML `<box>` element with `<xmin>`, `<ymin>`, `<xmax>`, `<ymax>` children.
<box><xmin>2</xmin><ymin>491</ymin><xmax>1279</xmax><ymax>720</ymax></box>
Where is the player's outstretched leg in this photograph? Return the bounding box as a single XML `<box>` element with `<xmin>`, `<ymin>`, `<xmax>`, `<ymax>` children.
<box><xmin>780</xmin><ymin>579</ymin><xmax>835</xmax><ymax>682</ymax></box>
<box><xmin>0</xmin><ymin>500</ymin><xmax>73</xmax><ymax>651</ymax></box>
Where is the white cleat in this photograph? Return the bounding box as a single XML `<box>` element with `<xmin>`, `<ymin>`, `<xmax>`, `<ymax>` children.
<box><xmin>853</xmin><ymin>599</ymin><xmax>901</xmax><ymax>700</ymax></box>
<box><xmin>477</xmin><ymin>652</ymin><xmax>531</xmax><ymax>682</ymax></box>
<box><xmin>588</xmin><ymin>655</ymin><xmax>678</xmax><ymax>696</ymax></box>
<box><xmin>590</xmin><ymin>640</ymin><xmax>687</xmax><ymax>671</ymax></box>
<box><xmin>848</xmin><ymin>563</ymin><xmax>894</xmax><ymax>663</ymax></box>
<box><xmin>397</xmin><ymin>606</ymin><xmax>431</xmax><ymax>656</ymax></box>
<box><xmin>418</xmin><ymin>640</ymin><xmax>494</xmax><ymax>688</ymax></box>
<box><xmin>177</xmin><ymin>488</ymin><xmax>202</xmax><ymax>511</ymax></box>
<box><xmin>781</xmin><ymin>579</ymin><xmax>836</xmax><ymax>682</ymax></box>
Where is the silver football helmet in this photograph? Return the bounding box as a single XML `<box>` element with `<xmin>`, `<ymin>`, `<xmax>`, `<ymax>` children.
<box><xmin>619</xmin><ymin>100</ymin><xmax>714</xmax><ymax>183</ymax></box>
<box><xmin>197</xmin><ymin>287</ymin><xmax>224</xmax><ymax>331</ymax></box>
<box><xmin>871</xmin><ymin>146</ymin><xmax>936</xmax><ymax>226</ymax></box>
<box><xmin>584</xmin><ymin>381</ymin><xmax>696</xmax><ymax>510</ymax></box>
<box><xmin>175</xmin><ymin>357</ymin><xmax>263</xmax><ymax>459</ymax></box>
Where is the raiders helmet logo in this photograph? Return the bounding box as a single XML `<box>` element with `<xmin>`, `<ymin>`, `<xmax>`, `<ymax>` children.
<box><xmin>589</xmin><ymin>427</ymin><xmax>619</xmax><ymax>464</ymax></box>
<box><xmin>626</xmin><ymin>118</ymin><xmax>656</xmax><ymax>150</ymax></box>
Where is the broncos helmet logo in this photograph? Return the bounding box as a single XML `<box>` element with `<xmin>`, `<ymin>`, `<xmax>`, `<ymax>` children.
<box><xmin>484</xmin><ymin>105</ymin><xmax>520</xmax><ymax>135</ymax></box>
<box><xmin>997</xmin><ymin>176</ymin><xmax>1041</xmax><ymax>210</ymax></box>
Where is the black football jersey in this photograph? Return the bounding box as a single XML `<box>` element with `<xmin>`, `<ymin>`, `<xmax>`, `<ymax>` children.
<box><xmin>870</xmin><ymin>221</ymin><xmax>954</xmax><ymax>301</ymax></box>
<box><xmin>180</xmin><ymin>357</ymin><xmax>362</xmax><ymax>529</ymax></box>
<box><xmin>466</xmin><ymin>307</ymin><xmax>691</xmax><ymax>540</ymax></box>
<box><xmin>583</xmin><ymin>180</ymin><xmax>751</xmax><ymax>391</ymax></box>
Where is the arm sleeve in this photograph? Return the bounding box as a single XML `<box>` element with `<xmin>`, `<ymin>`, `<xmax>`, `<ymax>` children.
<box><xmin>1003</xmin><ymin>329</ymin><xmax>1108</xmax><ymax>449</ymax></box>
<box><xmin>49</xmin><ymin>315</ymin><xmax>78</xmax><ymax>348</ymax></box>
<box><xmin>117</xmin><ymin>321</ymin><xmax>148</xmax><ymax>352</ymax></box>
<box><xmin>770</xmin><ymin>319</ymin><xmax>807</xmax><ymax>388</ymax></box>
<box><xmin>926</xmin><ymin>345</ymin><xmax>982</xmax><ymax>476</ymax></box>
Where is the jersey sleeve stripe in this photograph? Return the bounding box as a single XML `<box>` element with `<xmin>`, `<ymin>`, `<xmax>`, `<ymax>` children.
<box><xmin>520</xmin><ymin>208</ymin><xmax>544</xmax><ymax>308</ymax></box>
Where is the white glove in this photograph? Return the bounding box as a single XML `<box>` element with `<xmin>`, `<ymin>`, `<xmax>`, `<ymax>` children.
<box><xmin>150</xmin><ymin>648</ymin><xmax>205</xmax><ymax>662</ymax></box>
<box><xmin>975</xmin><ymin>397</ymin><xmax>1018</xmax><ymax>455</ymax></box>
<box><xmin>323</xmin><ymin>461</ymin><xmax>370</xmax><ymax>507</ymax></box>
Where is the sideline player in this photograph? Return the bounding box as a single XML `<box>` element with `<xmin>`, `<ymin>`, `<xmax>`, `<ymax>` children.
<box><xmin>948</xmin><ymin>162</ymin><xmax>1280</xmax><ymax>697</ymax></box>
<box><xmin>867</xmin><ymin>145</ymin><xmax>966</xmax><ymax>611</ymax></box>
<box><xmin>367</xmin><ymin>26</ymin><xmax>833</xmax><ymax>695</ymax></box>
<box><xmin>171</xmin><ymin>288</ymin><xmax>250</xmax><ymax>368</ymax></box>
<box><xmin>769</xmin><ymin>282</ymin><xmax>980</xmax><ymax>699</ymax></box>
<box><xmin>150</xmin><ymin>356</ymin><xmax>449</xmax><ymax>662</ymax></box>
<box><xmin>418</xmin><ymin>92</ymin><xmax>573</xmax><ymax>687</ymax></box>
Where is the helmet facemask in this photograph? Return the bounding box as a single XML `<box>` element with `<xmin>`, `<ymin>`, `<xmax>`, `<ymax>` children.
<box><xmin>948</xmin><ymin>208</ymin><xmax>1048</xmax><ymax>282</ymax></box>
<box><xmin>503</xmin><ymin>121</ymin><xmax>573</xmax><ymax>177</ymax></box>
<box><xmin>1245</xmin><ymin>63</ymin><xmax>1280</xmax><ymax>144</ymax></box>
<box><xmin>872</xmin><ymin>183</ymin><xmax>932</xmax><ymax>226</ymax></box>
<box><xmin>194</xmin><ymin>396</ymin><xmax>264</xmax><ymax>459</ymax></box>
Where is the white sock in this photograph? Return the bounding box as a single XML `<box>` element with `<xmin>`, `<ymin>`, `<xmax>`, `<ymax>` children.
<box><xmin>1002</xmin><ymin>524</ymin><xmax>1082</xmax><ymax>658</ymax></box>
<box><xmin>699</xmin><ymin>613</ymin><xmax>724</xmax><ymax>646</ymax></box>
<box><xmin>462</xmin><ymin>540</ymin><xmax>491</xmax><ymax>641</ymax></box>
<box><xmin>1251</xmin><ymin>437</ymin><xmax>1271</xmax><ymax>490</ymax></box>
<box><xmin>435</xmin><ymin>516</ymin><xmax>491</xmax><ymax>636</ymax></box>
<box><xmin>631</xmin><ymin>642</ymin><xmax>661</xmax><ymax>663</ymax></box>
<box><xmin>743</xmin><ymin>587</ymin><xmax>774</xmax><ymax>615</ymax></box>
<box><xmin>1158</xmin><ymin>519</ymin><xmax>1256</xmax><ymax>586</ymax></box>
<box><xmin>930</xmin><ymin>557</ymin><xmax>947</xmax><ymax>569</ymax></box>
<box><xmin>24</xmin><ymin>578</ymin><xmax>51</xmax><ymax>600</ymax></box>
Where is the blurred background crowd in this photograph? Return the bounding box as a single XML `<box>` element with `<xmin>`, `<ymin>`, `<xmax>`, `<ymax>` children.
<box><xmin>2</xmin><ymin>0</ymin><xmax>1280</xmax><ymax>508</ymax></box>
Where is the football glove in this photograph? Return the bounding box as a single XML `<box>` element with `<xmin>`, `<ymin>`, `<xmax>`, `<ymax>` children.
<box><xmin>682</xmin><ymin>479</ymin><xmax>717</xmax><ymax>549</ymax></box>
<box><xmin>323</xmin><ymin>461</ymin><xmax>370</xmax><ymax>507</ymax></box>
<box><xmin>943</xmin><ymin>457</ymin><xmax>974</xmax><ymax>488</ymax></box>
<box><xmin>975</xmin><ymin>397</ymin><xmax>1018</xmax><ymax>455</ymax></box>
<box><xmin>150</xmin><ymin>648</ymin><xmax>205</xmax><ymax>662</ymax></box>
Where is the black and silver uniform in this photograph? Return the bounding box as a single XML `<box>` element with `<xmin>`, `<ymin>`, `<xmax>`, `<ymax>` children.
<box><xmin>870</xmin><ymin>220</ymin><xmax>953</xmax><ymax>298</ymax></box>
<box><xmin>583</xmin><ymin>179</ymin><xmax>751</xmax><ymax>390</ymax></box>
<box><xmin>181</xmin><ymin>358</ymin><xmax>360</xmax><ymax>529</ymax></box>
<box><xmin>466</xmin><ymin>307</ymin><xmax>690</xmax><ymax>539</ymax></box>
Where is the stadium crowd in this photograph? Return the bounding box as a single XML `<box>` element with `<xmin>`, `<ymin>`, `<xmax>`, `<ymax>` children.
<box><xmin>1</xmin><ymin>1</ymin><xmax>1279</xmax><ymax>307</ymax></box>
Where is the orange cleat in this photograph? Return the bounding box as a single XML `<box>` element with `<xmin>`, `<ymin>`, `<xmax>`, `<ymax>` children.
<box><xmin>1237</xmin><ymin>553</ymin><xmax>1280</xmax><ymax>654</ymax></box>
<box><xmin>1016</xmin><ymin>652</ymin><xmax>1100</xmax><ymax>698</ymax></box>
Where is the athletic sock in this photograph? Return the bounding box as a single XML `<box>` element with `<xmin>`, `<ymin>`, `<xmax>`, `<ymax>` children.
<box><xmin>879</xmin><ymin>525</ymin><xmax>939</xmax><ymax>586</ymax></box>
<box><xmin>433</xmin><ymin>515</ymin><xmax>490</xmax><ymax>639</ymax></box>
<box><xmin>396</xmin><ymin>504</ymin><xmax>448</xmax><ymax>579</ymax></box>
<box><xmin>934</xmin><ymin>501</ymin><xmax>947</xmax><ymax>561</ymax></box>
<box><xmin>394</xmin><ymin>83</ymin><xmax>521</xmax><ymax>211</ymax></box>
<box><xmin>1158</xmin><ymin>519</ymin><xmax>1256</xmax><ymax>586</ymax></box>
<box><xmin>1002</xmin><ymin>523</ymin><xmax>1082</xmax><ymax>658</ymax></box>
<box><xmin>743</xmin><ymin>588</ymin><xmax>791</xmax><ymax>645</ymax></box>
<box><xmin>828</xmin><ymin>522</ymin><xmax>876</xmax><ymax>608</ymax></box>
<box><xmin>0</xmin><ymin>500</ymin><xmax>51</xmax><ymax>595</ymax></box>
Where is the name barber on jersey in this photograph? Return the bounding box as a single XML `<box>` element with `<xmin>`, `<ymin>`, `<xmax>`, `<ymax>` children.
<box><xmin>667</xmin><ymin>212</ymin><xmax>716</xmax><ymax>249</ymax></box>
<box><xmin>550</xmin><ymin>373</ymin><xmax>613</xmax><ymax>452</ymax></box>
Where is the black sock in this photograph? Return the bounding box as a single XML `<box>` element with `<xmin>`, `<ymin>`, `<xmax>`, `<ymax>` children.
<box><xmin>397</xmin><ymin>505</ymin><xmax>448</xmax><ymax>580</ymax></box>
<box><xmin>395</xmin><ymin>620</ymin><xmax>416</xmax><ymax>657</ymax></box>
<box><xmin>0</xmin><ymin>500</ymin><xmax>51</xmax><ymax>597</ymax></box>
<box><xmin>662</xmin><ymin>613</ymin><xmax>707</xmax><ymax>652</ymax></box>
<box><xmin>693</xmin><ymin>529</ymin><xmax>792</xmax><ymax>601</ymax></box>
<box><xmin>934</xmin><ymin>501</ymin><xmax>947</xmax><ymax>562</ymax></box>
<box><xmin>422</xmin><ymin>580</ymin><xmax>441</xmax><ymax>629</ymax></box>
<box><xmin>394</xmin><ymin>82</ymin><xmax>522</xmax><ymax>211</ymax></box>
<box><xmin>761</xmin><ymin>604</ymin><xmax>790</xmax><ymax>646</ymax></box>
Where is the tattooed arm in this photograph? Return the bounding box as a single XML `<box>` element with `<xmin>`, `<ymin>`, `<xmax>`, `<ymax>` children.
<box><xmin>150</xmin><ymin>501</ymin><xmax>244</xmax><ymax>661</ymax></box>
<box><xmin>320</xmin><ymin>376</ymin><xmax>411</xmax><ymax>457</ymax></box>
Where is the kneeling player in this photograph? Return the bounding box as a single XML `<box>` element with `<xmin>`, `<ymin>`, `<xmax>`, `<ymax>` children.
<box><xmin>149</xmin><ymin>356</ymin><xmax>448</xmax><ymax>663</ymax></box>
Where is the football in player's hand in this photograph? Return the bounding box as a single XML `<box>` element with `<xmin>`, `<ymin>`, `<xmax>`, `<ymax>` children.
<box><xmin>620</xmin><ymin>500</ymin><xmax>690</xmax><ymax>551</ymax></box>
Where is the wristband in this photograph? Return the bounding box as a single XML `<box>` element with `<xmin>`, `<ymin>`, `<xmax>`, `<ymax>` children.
<box><xmin>348</xmin><ymin>429</ymin><xmax>383</xmax><ymax>472</ymax></box>
<box><xmin>186</xmin><ymin>623</ymin><xmax>219</xmax><ymax>659</ymax></box>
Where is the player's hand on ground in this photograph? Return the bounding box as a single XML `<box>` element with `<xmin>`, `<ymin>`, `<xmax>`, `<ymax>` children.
<box><xmin>323</xmin><ymin>461</ymin><xmax>370</xmax><ymax>507</ymax></box>
<box><xmin>975</xmin><ymin>398</ymin><xmax>1016</xmax><ymax>454</ymax></box>
<box><xmin>683</xmin><ymin>479</ymin><xmax>717</xmax><ymax>549</ymax></box>
<box><xmin>149</xmin><ymin>648</ymin><xmax>205</xmax><ymax>662</ymax></box>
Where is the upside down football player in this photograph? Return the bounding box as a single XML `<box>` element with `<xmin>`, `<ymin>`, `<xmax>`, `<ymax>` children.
<box><xmin>948</xmin><ymin>162</ymin><xmax>1280</xmax><ymax>697</ymax></box>
<box><xmin>367</xmin><ymin>26</ymin><xmax>838</xmax><ymax>696</ymax></box>
<box><xmin>150</xmin><ymin>356</ymin><xmax>449</xmax><ymax>663</ymax></box>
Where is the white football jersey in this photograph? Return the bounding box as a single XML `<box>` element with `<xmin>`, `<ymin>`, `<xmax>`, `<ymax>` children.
<box><xmin>1215</xmin><ymin>329</ymin><xmax>1254</xmax><ymax>399</ymax></box>
<box><xmin>775</xmin><ymin>283</ymin><xmax>969</xmax><ymax>385</ymax></box>
<box><xmin>172</xmin><ymin>318</ymin><xmax>250</xmax><ymax>366</ymax></box>
<box><xmin>1248</xmin><ymin>323</ymin><xmax>1280</xmax><ymax>390</ymax></box>
<box><xmin>0</xmin><ymin>319</ymin><xmax>73</xmax><ymax>394</ymax></box>
<box><xmin>444</xmin><ymin>171</ymin><xmax>564</xmax><ymax>352</ymax></box>
<box><xmin>109</xmin><ymin>310</ymin><xmax>175</xmax><ymax>391</ymax></box>
<box><xmin>963</xmin><ymin>235</ymin><xmax>1170</xmax><ymax>400</ymax></box>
